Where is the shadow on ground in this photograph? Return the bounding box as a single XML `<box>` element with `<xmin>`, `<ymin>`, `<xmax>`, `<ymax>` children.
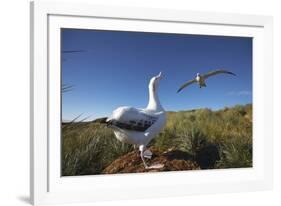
<box><xmin>17</xmin><ymin>196</ymin><xmax>30</xmax><ymax>204</ymax></box>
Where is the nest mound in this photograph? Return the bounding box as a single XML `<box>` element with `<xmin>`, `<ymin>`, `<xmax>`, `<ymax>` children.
<box><xmin>102</xmin><ymin>147</ymin><xmax>200</xmax><ymax>174</ymax></box>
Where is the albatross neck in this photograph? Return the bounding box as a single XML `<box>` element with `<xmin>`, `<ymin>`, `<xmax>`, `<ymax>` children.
<box><xmin>146</xmin><ymin>85</ymin><xmax>164</xmax><ymax>112</ymax></box>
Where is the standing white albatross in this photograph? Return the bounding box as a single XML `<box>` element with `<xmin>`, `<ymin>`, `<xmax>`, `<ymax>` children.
<box><xmin>104</xmin><ymin>72</ymin><xmax>166</xmax><ymax>169</ymax></box>
<box><xmin>177</xmin><ymin>69</ymin><xmax>236</xmax><ymax>93</ymax></box>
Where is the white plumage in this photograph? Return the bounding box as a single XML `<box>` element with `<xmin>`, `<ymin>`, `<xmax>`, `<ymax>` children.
<box><xmin>106</xmin><ymin>72</ymin><xmax>166</xmax><ymax>168</ymax></box>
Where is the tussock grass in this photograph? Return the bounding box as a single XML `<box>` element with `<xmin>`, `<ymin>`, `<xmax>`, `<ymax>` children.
<box><xmin>62</xmin><ymin>123</ymin><xmax>133</xmax><ymax>176</ymax></box>
<box><xmin>62</xmin><ymin>104</ymin><xmax>252</xmax><ymax>176</ymax></box>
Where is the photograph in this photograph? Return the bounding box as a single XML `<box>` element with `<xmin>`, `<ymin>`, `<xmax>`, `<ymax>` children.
<box><xmin>61</xmin><ymin>28</ymin><xmax>253</xmax><ymax>176</ymax></box>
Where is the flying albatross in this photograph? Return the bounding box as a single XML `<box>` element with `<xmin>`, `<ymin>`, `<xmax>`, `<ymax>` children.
<box><xmin>177</xmin><ymin>69</ymin><xmax>236</xmax><ymax>93</ymax></box>
<box><xmin>95</xmin><ymin>72</ymin><xmax>166</xmax><ymax>169</ymax></box>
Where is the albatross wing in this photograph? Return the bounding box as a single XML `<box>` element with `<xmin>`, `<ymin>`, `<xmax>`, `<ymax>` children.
<box><xmin>203</xmin><ymin>69</ymin><xmax>236</xmax><ymax>79</ymax></box>
<box><xmin>107</xmin><ymin>107</ymin><xmax>158</xmax><ymax>132</ymax></box>
<box><xmin>177</xmin><ymin>79</ymin><xmax>197</xmax><ymax>93</ymax></box>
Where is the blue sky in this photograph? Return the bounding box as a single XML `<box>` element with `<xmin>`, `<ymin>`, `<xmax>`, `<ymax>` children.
<box><xmin>62</xmin><ymin>29</ymin><xmax>252</xmax><ymax>121</ymax></box>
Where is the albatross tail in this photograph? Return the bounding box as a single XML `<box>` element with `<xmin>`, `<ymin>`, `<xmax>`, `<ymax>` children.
<box><xmin>92</xmin><ymin>117</ymin><xmax>108</xmax><ymax>124</ymax></box>
<box><xmin>200</xmin><ymin>83</ymin><xmax>207</xmax><ymax>88</ymax></box>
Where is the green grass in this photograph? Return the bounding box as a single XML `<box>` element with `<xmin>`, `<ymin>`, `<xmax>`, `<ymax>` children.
<box><xmin>62</xmin><ymin>104</ymin><xmax>252</xmax><ymax>176</ymax></box>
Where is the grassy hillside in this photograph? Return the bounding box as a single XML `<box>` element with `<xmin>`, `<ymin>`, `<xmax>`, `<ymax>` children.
<box><xmin>62</xmin><ymin>104</ymin><xmax>252</xmax><ymax>176</ymax></box>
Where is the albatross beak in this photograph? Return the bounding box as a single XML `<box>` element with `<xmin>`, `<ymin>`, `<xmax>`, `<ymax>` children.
<box><xmin>157</xmin><ymin>72</ymin><xmax>162</xmax><ymax>79</ymax></box>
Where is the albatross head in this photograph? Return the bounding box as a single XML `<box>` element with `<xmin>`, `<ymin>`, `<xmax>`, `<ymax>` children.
<box><xmin>149</xmin><ymin>72</ymin><xmax>162</xmax><ymax>92</ymax></box>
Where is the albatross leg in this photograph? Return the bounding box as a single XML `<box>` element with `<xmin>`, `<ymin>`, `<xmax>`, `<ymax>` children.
<box><xmin>139</xmin><ymin>145</ymin><xmax>148</xmax><ymax>169</ymax></box>
<box><xmin>139</xmin><ymin>145</ymin><xmax>164</xmax><ymax>169</ymax></box>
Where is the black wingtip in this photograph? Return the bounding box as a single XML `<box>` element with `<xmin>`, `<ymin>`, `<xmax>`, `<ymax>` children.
<box><xmin>225</xmin><ymin>71</ymin><xmax>236</xmax><ymax>76</ymax></box>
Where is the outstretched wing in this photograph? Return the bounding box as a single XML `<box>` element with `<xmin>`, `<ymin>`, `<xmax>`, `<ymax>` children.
<box><xmin>203</xmin><ymin>69</ymin><xmax>236</xmax><ymax>79</ymax></box>
<box><xmin>107</xmin><ymin>107</ymin><xmax>158</xmax><ymax>132</ymax></box>
<box><xmin>177</xmin><ymin>79</ymin><xmax>197</xmax><ymax>93</ymax></box>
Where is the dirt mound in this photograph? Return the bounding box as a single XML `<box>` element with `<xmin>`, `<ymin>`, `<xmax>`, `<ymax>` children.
<box><xmin>102</xmin><ymin>147</ymin><xmax>200</xmax><ymax>174</ymax></box>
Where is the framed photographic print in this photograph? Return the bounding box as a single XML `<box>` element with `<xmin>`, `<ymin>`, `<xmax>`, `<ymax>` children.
<box><xmin>30</xmin><ymin>0</ymin><xmax>273</xmax><ymax>205</ymax></box>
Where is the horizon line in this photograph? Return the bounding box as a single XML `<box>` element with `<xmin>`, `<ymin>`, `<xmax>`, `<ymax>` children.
<box><xmin>62</xmin><ymin>102</ymin><xmax>252</xmax><ymax>123</ymax></box>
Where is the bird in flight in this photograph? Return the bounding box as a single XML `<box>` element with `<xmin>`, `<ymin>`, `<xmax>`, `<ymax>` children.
<box><xmin>177</xmin><ymin>69</ymin><xmax>236</xmax><ymax>93</ymax></box>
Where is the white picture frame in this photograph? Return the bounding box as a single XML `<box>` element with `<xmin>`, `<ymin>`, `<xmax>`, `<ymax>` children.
<box><xmin>30</xmin><ymin>0</ymin><xmax>273</xmax><ymax>205</ymax></box>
